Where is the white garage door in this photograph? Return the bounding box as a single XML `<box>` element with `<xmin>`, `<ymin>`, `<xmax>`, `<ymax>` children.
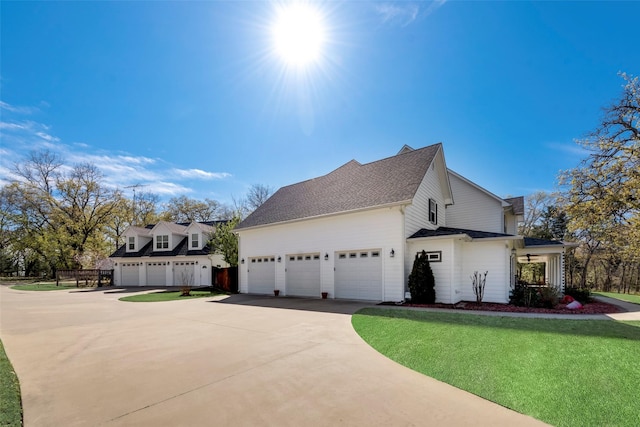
<box><xmin>248</xmin><ymin>256</ymin><xmax>276</xmax><ymax>294</ymax></box>
<box><xmin>286</xmin><ymin>254</ymin><xmax>321</xmax><ymax>297</ymax></box>
<box><xmin>174</xmin><ymin>261</ymin><xmax>196</xmax><ymax>286</ymax></box>
<box><xmin>146</xmin><ymin>262</ymin><xmax>167</xmax><ymax>286</ymax></box>
<box><xmin>335</xmin><ymin>249</ymin><xmax>382</xmax><ymax>301</ymax></box>
<box><xmin>121</xmin><ymin>263</ymin><xmax>139</xmax><ymax>286</ymax></box>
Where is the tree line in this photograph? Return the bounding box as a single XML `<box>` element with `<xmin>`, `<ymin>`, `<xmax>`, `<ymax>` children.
<box><xmin>521</xmin><ymin>73</ymin><xmax>639</xmax><ymax>294</ymax></box>
<box><xmin>0</xmin><ymin>152</ymin><xmax>272</xmax><ymax>276</ymax></box>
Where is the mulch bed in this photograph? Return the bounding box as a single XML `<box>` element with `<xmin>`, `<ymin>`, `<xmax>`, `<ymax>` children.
<box><xmin>392</xmin><ymin>301</ymin><xmax>623</xmax><ymax>315</ymax></box>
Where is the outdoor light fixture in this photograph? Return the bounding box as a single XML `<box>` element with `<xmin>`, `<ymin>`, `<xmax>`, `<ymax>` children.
<box><xmin>277</xmin><ymin>256</ymin><xmax>282</xmax><ymax>263</ymax></box>
<box><xmin>241</xmin><ymin>258</ymin><xmax>245</xmax><ymax>264</ymax></box>
<box><xmin>390</xmin><ymin>249</ymin><xmax>395</xmax><ymax>257</ymax></box>
<box><xmin>324</xmin><ymin>253</ymin><xmax>329</xmax><ymax>261</ymax></box>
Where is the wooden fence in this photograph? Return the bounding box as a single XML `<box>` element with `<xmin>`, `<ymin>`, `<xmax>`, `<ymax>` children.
<box><xmin>56</xmin><ymin>269</ymin><xmax>114</xmax><ymax>287</ymax></box>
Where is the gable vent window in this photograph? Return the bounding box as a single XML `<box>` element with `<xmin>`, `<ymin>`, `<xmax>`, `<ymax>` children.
<box><xmin>128</xmin><ymin>236</ymin><xmax>135</xmax><ymax>250</ymax></box>
<box><xmin>429</xmin><ymin>198</ymin><xmax>438</xmax><ymax>224</ymax></box>
<box><xmin>156</xmin><ymin>235</ymin><xmax>169</xmax><ymax>249</ymax></box>
<box><xmin>192</xmin><ymin>233</ymin><xmax>199</xmax><ymax>248</ymax></box>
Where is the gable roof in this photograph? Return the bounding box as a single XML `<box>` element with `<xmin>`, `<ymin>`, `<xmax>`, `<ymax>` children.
<box><xmin>237</xmin><ymin>143</ymin><xmax>444</xmax><ymax>230</ymax></box>
<box><xmin>110</xmin><ymin>236</ymin><xmax>212</xmax><ymax>258</ymax></box>
<box><xmin>504</xmin><ymin>196</ymin><xmax>525</xmax><ymax>215</ymax></box>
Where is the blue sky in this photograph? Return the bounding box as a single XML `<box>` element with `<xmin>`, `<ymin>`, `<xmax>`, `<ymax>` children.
<box><xmin>2</xmin><ymin>1</ymin><xmax>639</xmax><ymax>205</ymax></box>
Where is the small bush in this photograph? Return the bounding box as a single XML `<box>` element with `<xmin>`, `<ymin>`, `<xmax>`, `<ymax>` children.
<box><xmin>538</xmin><ymin>284</ymin><xmax>561</xmax><ymax>309</ymax></box>
<box><xmin>564</xmin><ymin>286</ymin><xmax>592</xmax><ymax>304</ymax></box>
<box><xmin>408</xmin><ymin>250</ymin><xmax>436</xmax><ymax>304</ymax></box>
<box><xmin>510</xmin><ymin>281</ymin><xmax>540</xmax><ymax>307</ymax></box>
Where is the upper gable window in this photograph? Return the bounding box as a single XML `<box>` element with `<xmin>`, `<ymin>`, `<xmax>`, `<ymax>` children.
<box><xmin>128</xmin><ymin>236</ymin><xmax>135</xmax><ymax>250</ymax></box>
<box><xmin>429</xmin><ymin>198</ymin><xmax>438</xmax><ymax>224</ymax></box>
<box><xmin>191</xmin><ymin>233</ymin><xmax>199</xmax><ymax>248</ymax></box>
<box><xmin>156</xmin><ymin>235</ymin><xmax>169</xmax><ymax>249</ymax></box>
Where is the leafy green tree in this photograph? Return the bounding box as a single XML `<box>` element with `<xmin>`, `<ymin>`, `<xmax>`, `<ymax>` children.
<box><xmin>162</xmin><ymin>196</ymin><xmax>224</xmax><ymax>222</ymax></box>
<box><xmin>560</xmin><ymin>73</ymin><xmax>639</xmax><ymax>289</ymax></box>
<box><xmin>408</xmin><ymin>250</ymin><xmax>436</xmax><ymax>304</ymax></box>
<box><xmin>209</xmin><ymin>216</ymin><xmax>240</xmax><ymax>267</ymax></box>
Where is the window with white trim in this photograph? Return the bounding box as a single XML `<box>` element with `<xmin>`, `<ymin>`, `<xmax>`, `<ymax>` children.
<box><xmin>417</xmin><ymin>250</ymin><xmax>442</xmax><ymax>262</ymax></box>
<box><xmin>128</xmin><ymin>236</ymin><xmax>135</xmax><ymax>250</ymax></box>
<box><xmin>156</xmin><ymin>235</ymin><xmax>169</xmax><ymax>249</ymax></box>
<box><xmin>429</xmin><ymin>198</ymin><xmax>438</xmax><ymax>224</ymax></box>
<box><xmin>191</xmin><ymin>233</ymin><xmax>199</xmax><ymax>248</ymax></box>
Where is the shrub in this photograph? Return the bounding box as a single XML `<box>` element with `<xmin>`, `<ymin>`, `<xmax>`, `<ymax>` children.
<box><xmin>564</xmin><ymin>286</ymin><xmax>592</xmax><ymax>304</ymax></box>
<box><xmin>510</xmin><ymin>281</ymin><xmax>539</xmax><ymax>307</ymax></box>
<box><xmin>470</xmin><ymin>271</ymin><xmax>488</xmax><ymax>304</ymax></box>
<box><xmin>408</xmin><ymin>250</ymin><xmax>436</xmax><ymax>304</ymax></box>
<box><xmin>180</xmin><ymin>285</ymin><xmax>192</xmax><ymax>296</ymax></box>
<box><xmin>538</xmin><ymin>283</ymin><xmax>561</xmax><ymax>309</ymax></box>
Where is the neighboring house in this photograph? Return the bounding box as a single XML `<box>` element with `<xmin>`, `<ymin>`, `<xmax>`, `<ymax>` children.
<box><xmin>109</xmin><ymin>221</ymin><xmax>228</xmax><ymax>287</ymax></box>
<box><xmin>235</xmin><ymin>143</ymin><xmax>570</xmax><ymax>303</ymax></box>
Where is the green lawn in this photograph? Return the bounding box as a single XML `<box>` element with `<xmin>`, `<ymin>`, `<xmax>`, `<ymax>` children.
<box><xmin>119</xmin><ymin>290</ymin><xmax>221</xmax><ymax>302</ymax></box>
<box><xmin>0</xmin><ymin>339</ymin><xmax>22</xmax><ymax>427</ymax></box>
<box><xmin>11</xmin><ymin>282</ymin><xmax>79</xmax><ymax>291</ymax></box>
<box><xmin>594</xmin><ymin>291</ymin><xmax>640</xmax><ymax>305</ymax></box>
<box><xmin>352</xmin><ymin>308</ymin><xmax>640</xmax><ymax>427</ymax></box>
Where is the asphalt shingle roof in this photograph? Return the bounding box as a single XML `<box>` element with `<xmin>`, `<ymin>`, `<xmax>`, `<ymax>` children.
<box><xmin>110</xmin><ymin>237</ymin><xmax>212</xmax><ymax>258</ymax></box>
<box><xmin>523</xmin><ymin>237</ymin><xmax>564</xmax><ymax>247</ymax></box>
<box><xmin>237</xmin><ymin>143</ymin><xmax>442</xmax><ymax>229</ymax></box>
<box><xmin>408</xmin><ymin>227</ymin><xmax>516</xmax><ymax>240</ymax></box>
<box><xmin>504</xmin><ymin>196</ymin><xmax>525</xmax><ymax>215</ymax></box>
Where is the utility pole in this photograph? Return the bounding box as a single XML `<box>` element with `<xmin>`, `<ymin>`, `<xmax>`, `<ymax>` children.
<box><xmin>124</xmin><ymin>184</ymin><xmax>148</xmax><ymax>226</ymax></box>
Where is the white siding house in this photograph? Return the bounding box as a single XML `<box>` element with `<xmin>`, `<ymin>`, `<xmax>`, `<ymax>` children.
<box><xmin>109</xmin><ymin>221</ymin><xmax>228</xmax><ymax>287</ymax></box>
<box><xmin>236</xmin><ymin>144</ymin><xmax>570</xmax><ymax>303</ymax></box>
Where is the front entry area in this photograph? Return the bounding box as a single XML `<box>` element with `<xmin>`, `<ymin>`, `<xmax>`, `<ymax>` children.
<box><xmin>334</xmin><ymin>249</ymin><xmax>382</xmax><ymax>301</ymax></box>
<box><xmin>286</xmin><ymin>253</ymin><xmax>321</xmax><ymax>297</ymax></box>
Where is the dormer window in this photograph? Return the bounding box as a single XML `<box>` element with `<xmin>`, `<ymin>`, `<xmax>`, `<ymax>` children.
<box><xmin>156</xmin><ymin>235</ymin><xmax>169</xmax><ymax>249</ymax></box>
<box><xmin>128</xmin><ymin>236</ymin><xmax>135</xmax><ymax>250</ymax></box>
<box><xmin>429</xmin><ymin>198</ymin><xmax>438</xmax><ymax>224</ymax></box>
<box><xmin>192</xmin><ymin>233</ymin><xmax>199</xmax><ymax>248</ymax></box>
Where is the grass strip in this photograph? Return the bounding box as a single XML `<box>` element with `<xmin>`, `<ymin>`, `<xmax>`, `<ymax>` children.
<box><xmin>11</xmin><ymin>282</ymin><xmax>78</xmax><ymax>291</ymax></box>
<box><xmin>0</xmin><ymin>339</ymin><xmax>23</xmax><ymax>427</ymax></box>
<box><xmin>352</xmin><ymin>308</ymin><xmax>640</xmax><ymax>427</ymax></box>
<box><xmin>594</xmin><ymin>291</ymin><xmax>640</xmax><ymax>305</ymax></box>
<box><xmin>119</xmin><ymin>290</ymin><xmax>220</xmax><ymax>302</ymax></box>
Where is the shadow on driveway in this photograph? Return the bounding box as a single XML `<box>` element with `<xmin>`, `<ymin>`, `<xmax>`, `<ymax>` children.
<box><xmin>212</xmin><ymin>293</ymin><xmax>375</xmax><ymax>315</ymax></box>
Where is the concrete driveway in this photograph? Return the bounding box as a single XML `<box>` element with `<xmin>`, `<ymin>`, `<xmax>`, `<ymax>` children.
<box><xmin>0</xmin><ymin>285</ymin><xmax>546</xmax><ymax>426</ymax></box>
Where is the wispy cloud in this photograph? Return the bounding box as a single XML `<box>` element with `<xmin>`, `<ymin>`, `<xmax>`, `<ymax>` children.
<box><xmin>0</xmin><ymin>100</ymin><xmax>38</xmax><ymax>115</ymax></box>
<box><xmin>172</xmin><ymin>168</ymin><xmax>231</xmax><ymax>180</ymax></box>
<box><xmin>375</xmin><ymin>1</ymin><xmax>447</xmax><ymax>27</ymax></box>
<box><xmin>546</xmin><ymin>141</ymin><xmax>590</xmax><ymax>158</ymax></box>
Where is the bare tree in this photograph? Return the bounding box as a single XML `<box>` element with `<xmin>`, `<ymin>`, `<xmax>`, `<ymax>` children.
<box><xmin>246</xmin><ymin>183</ymin><xmax>274</xmax><ymax>211</ymax></box>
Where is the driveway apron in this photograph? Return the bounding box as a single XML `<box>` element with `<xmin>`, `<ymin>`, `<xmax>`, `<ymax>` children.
<box><xmin>0</xmin><ymin>286</ymin><xmax>547</xmax><ymax>426</ymax></box>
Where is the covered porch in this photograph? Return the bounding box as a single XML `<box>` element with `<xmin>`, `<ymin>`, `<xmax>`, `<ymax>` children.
<box><xmin>513</xmin><ymin>237</ymin><xmax>576</xmax><ymax>291</ymax></box>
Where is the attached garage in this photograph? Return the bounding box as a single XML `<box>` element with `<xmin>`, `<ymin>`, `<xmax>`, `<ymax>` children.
<box><xmin>174</xmin><ymin>261</ymin><xmax>196</xmax><ymax>286</ymax></box>
<box><xmin>335</xmin><ymin>249</ymin><xmax>382</xmax><ymax>301</ymax></box>
<box><xmin>286</xmin><ymin>253</ymin><xmax>321</xmax><ymax>297</ymax></box>
<box><xmin>146</xmin><ymin>262</ymin><xmax>167</xmax><ymax>286</ymax></box>
<box><xmin>121</xmin><ymin>262</ymin><xmax>139</xmax><ymax>286</ymax></box>
<box><xmin>248</xmin><ymin>256</ymin><xmax>276</xmax><ymax>294</ymax></box>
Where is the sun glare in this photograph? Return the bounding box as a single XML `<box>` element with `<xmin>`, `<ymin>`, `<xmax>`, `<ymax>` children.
<box><xmin>272</xmin><ymin>3</ymin><xmax>326</xmax><ymax>68</ymax></box>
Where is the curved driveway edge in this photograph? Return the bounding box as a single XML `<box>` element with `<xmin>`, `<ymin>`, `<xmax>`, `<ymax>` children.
<box><xmin>0</xmin><ymin>286</ymin><xmax>547</xmax><ymax>426</ymax></box>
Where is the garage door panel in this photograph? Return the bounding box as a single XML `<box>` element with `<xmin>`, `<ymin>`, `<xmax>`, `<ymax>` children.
<box><xmin>286</xmin><ymin>254</ymin><xmax>320</xmax><ymax>297</ymax></box>
<box><xmin>121</xmin><ymin>263</ymin><xmax>139</xmax><ymax>286</ymax></box>
<box><xmin>248</xmin><ymin>257</ymin><xmax>276</xmax><ymax>294</ymax></box>
<box><xmin>146</xmin><ymin>262</ymin><xmax>167</xmax><ymax>286</ymax></box>
<box><xmin>174</xmin><ymin>261</ymin><xmax>195</xmax><ymax>286</ymax></box>
<box><xmin>335</xmin><ymin>250</ymin><xmax>382</xmax><ymax>301</ymax></box>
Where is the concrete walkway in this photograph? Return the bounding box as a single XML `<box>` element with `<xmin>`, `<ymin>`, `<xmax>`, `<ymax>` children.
<box><xmin>0</xmin><ymin>285</ymin><xmax>547</xmax><ymax>427</ymax></box>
